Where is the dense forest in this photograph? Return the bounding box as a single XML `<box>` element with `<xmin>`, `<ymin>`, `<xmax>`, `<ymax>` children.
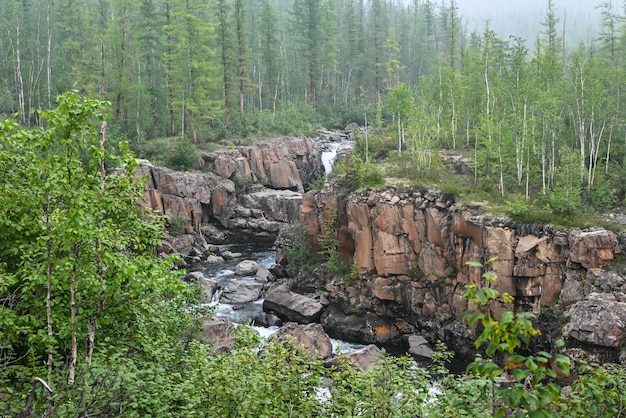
<box><xmin>3</xmin><ymin>0</ymin><xmax>626</xmax><ymax>416</ymax></box>
<box><xmin>2</xmin><ymin>0</ymin><xmax>626</xmax><ymax>212</ymax></box>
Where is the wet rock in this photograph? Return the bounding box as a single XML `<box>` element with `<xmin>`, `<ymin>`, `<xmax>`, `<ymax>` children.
<box><xmin>321</xmin><ymin>307</ymin><xmax>402</xmax><ymax>345</ymax></box>
<box><xmin>255</xmin><ymin>266</ymin><xmax>274</xmax><ymax>282</ymax></box>
<box><xmin>407</xmin><ymin>335</ymin><xmax>434</xmax><ymax>359</ymax></box>
<box><xmin>330</xmin><ymin>344</ymin><xmax>385</xmax><ymax>371</ymax></box>
<box><xmin>220</xmin><ymin>279</ymin><xmax>265</xmax><ymax>304</ymax></box>
<box><xmin>221</xmin><ymin>250</ymin><xmax>242</xmax><ymax>260</ymax></box>
<box><xmin>235</xmin><ymin>260</ymin><xmax>259</xmax><ymax>276</ymax></box>
<box><xmin>199</xmin><ymin>318</ymin><xmax>235</xmax><ymax>353</ymax></box>
<box><xmin>263</xmin><ymin>285</ymin><xmax>324</xmax><ymax>324</ymax></box>
<box><xmin>252</xmin><ymin>312</ymin><xmax>283</xmax><ymax>327</ymax></box>
<box><xmin>206</xmin><ymin>254</ymin><xmax>225</xmax><ymax>264</ymax></box>
<box><xmin>184</xmin><ymin>271</ymin><xmax>218</xmax><ymax>302</ymax></box>
<box><xmin>269</xmin><ymin>322</ymin><xmax>332</xmax><ymax>359</ymax></box>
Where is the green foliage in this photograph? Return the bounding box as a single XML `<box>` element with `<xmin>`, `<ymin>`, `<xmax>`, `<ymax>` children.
<box><xmin>333</xmin><ymin>154</ymin><xmax>385</xmax><ymax>193</ymax></box>
<box><xmin>307</xmin><ymin>173</ymin><xmax>327</xmax><ymax>192</ymax></box>
<box><xmin>0</xmin><ymin>92</ymin><xmax>202</xmax><ymax>416</ymax></box>
<box><xmin>166</xmin><ymin>140</ymin><xmax>201</xmax><ymax>171</ymax></box>
<box><xmin>545</xmin><ymin>148</ymin><xmax>583</xmax><ymax>215</ymax></box>
<box><xmin>319</xmin><ymin>210</ymin><xmax>354</xmax><ymax>278</ymax></box>
<box><xmin>459</xmin><ymin>259</ymin><xmax>571</xmax><ymax>417</ymax></box>
<box><xmin>167</xmin><ymin>214</ymin><xmax>185</xmax><ymax>236</ymax></box>
<box><xmin>282</xmin><ymin>222</ymin><xmax>321</xmax><ymax>274</ymax></box>
<box><xmin>586</xmin><ymin>174</ymin><xmax>617</xmax><ymax>211</ymax></box>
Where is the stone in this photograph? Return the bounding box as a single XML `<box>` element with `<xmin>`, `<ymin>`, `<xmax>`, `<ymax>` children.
<box><xmin>263</xmin><ymin>285</ymin><xmax>324</xmax><ymax>324</ymax></box>
<box><xmin>255</xmin><ymin>266</ymin><xmax>274</xmax><ymax>282</ymax></box>
<box><xmin>235</xmin><ymin>260</ymin><xmax>259</xmax><ymax>276</ymax></box>
<box><xmin>334</xmin><ymin>344</ymin><xmax>385</xmax><ymax>371</ymax></box>
<box><xmin>568</xmin><ymin>229</ymin><xmax>620</xmax><ymax>269</ymax></box>
<box><xmin>220</xmin><ymin>279</ymin><xmax>265</xmax><ymax>304</ymax></box>
<box><xmin>206</xmin><ymin>254</ymin><xmax>225</xmax><ymax>264</ymax></box>
<box><xmin>184</xmin><ymin>271</ymin><xmax>219</xmax><ymax>302</ymax></box>
<box><xmin>252</xmin><ymin>312</ymin><xmax>283</xmax><ymax>327</ymax></box>
<box><xmin>408</xmin><ymin>335</ymin><xmax>434</xmax><ymax>359</ymax></box>
<box><xmin>240</xmin><ymin>190</ymin><xmax>303</xmax><ymax>223</ymax></box>
<box><xmin>566</xmin><ymin>293</ymin><xmax>626</xmax><ymax>347</ymax></box>
<box><xmin>221</xmin><ymin>250</ymin><xmax>242</xmax><ymax>260</ymax></box>
<box><xmin>320</xmin><ymin>307</ymin><xmax>401</xmax><ymax>344</ymax></box>
<box><xmin>269</xmin><ymin>322</ymin><xmax>333</xmax><ymax>359</ymax></box>
<box><xmin>199</xmin><ymin>318</ymin><xmax>235</xmax><ymax>352</ymax></box>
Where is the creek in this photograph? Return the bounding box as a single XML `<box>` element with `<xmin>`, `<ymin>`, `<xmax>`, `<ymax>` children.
<box><xmin>201</xmin><ymin>241</ymin><xmax>365</xmax><ymax>353</ymax></box>
<box><xmin>198</xmin><ymin>139</ymin><xmax>365</xmax><ymax>352</ymax></box>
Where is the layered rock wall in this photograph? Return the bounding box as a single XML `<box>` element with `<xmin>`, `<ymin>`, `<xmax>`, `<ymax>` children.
<box><xmin>299</xmin><ymin>184</ymin><xmax>626</xmax><ymax>356</ymax></box>
<box><xmin>137</xmin><ymin>137</ymin><xmax>323</xmax><ymax>259</ymax></box>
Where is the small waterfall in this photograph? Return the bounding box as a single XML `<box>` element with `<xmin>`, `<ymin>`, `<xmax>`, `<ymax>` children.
<box><xmin>210</xmin><ymin>288</ymin><xmax>223</xmax><ymax>304</ymax></box>
<box><xmin>321</xmin><ymin>141</ymin><xmax>343</xmax><ymax>173</ymax></box>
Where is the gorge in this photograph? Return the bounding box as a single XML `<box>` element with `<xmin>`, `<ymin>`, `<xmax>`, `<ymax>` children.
<box><xmin>139</xmin><ymin>132</ymin><xmax>626</xmax><ymax>364</ymax></box>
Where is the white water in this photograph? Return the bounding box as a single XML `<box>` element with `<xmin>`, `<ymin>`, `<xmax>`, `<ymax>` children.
<box><xmin>204</xmin><ymin>242</ymin><xmax>364</xmax><ymax>354</ymax></box>
<box><xmin>321</xmin><ymin>141</ymin><xmax>343</xmax><ymax>173</ymax></box>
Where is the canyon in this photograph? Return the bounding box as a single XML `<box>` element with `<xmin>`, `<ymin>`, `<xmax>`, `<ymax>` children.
<box><xmin>137</xmin><ymin>134</ymin><xmax>626</xmax><ymax>363</ymax></box>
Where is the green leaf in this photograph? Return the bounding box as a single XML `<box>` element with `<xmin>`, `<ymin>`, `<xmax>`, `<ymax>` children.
<box><xmin>466</xmin><ymin>261</ymin><xmax>483</xmax><ymax>268</ymax></box>
<box><xmin>505</xmin><ymin>387</ymin><xmax>523</xmax><ymax>407</ymax></box>
<box><xmin>511</xmin><ymin>368</ymin><xmax>531</xmax><ymax>380</ymax></box>
<box><xmin>483</xmin><ymin>271</ymin><xmax>497</xmax><ymax>282</ymax></box>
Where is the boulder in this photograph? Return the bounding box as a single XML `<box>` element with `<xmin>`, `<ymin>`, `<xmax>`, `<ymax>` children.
<box><xmin>566</xmin><ymin>293</ymin><xmax>626</xmax><ymax>347</ymax></box>
<box><xmin>221</xmin><ymin>250</ymin><xmax>242</xmax><ymax>260</ymax></box>
<box><xmin>184</xmin><ymin>271</ymin><xmax>218</xmax><ymax>302</ymax></box>
<box><xmin>206</xmin><ymin>254</ymin><xmax>225</xmax><ymax>264</ymax></box>
<box><xmin>252</xmin><ymin>312</ymin><xmax>283</xmax><ymax>328</ymax></box>
<box><xmin>332</xmin><ymin>344</ymin><xmax>385</xmax><ymax>372</ymax></box>
<box><xmin>239</xmin><ymin>190</ymin><xmax>303</xmax><ymax>223</ymax></box>
<box><xmin>269</xmin><ymin>322</ymin><xmax>333</xmax><ymax>359</ymax></box>
<box><xmin>321</xmin><ymin>308</ymin><xmax>402</xmax><ymax>344</ymax></box>
<box><xmin>568</xmin><ymin>229</ymin><xmax>620</xmax><ymax>269</ymax></box>
<box><xmin>235</xmin><ymin>260</ymin><xmax>259</xmax><ymax>276</ymax></box>
<box><xmin>220</xmin><ymin>279</ymin><xmax>265</xmax><ymax>304</ymax></box>
<box><xmin>255</xmin><ymin>266</ymin><xmax>274</xmax><ymax>282</ymax></box>
<box><xmin>407</xmin><ymin>335</ymin><xmax>434</xmax><ymax>359</ymax></box>
<box><xmin>199</xmin><ymin>318</ymin><xmax>235</xmax><ymax>352</ymax></box>
<box><xmin>263</xmin><ymin>285</ymin><xmax>324</xmax><ymax>324</ymax></box>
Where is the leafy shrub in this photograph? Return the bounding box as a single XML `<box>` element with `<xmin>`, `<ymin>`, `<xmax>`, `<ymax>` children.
<box><xmin>166</xmin><ymin>140</ymin><xmax>200</xmax><ymax>171</ymax></box>
<box><xmin>333</xmin><ymin>154</ymin><xmax>385</xmax><ymax>192</ymax></box>
<box><xmin>586</xmin><ymin>174</ymin><xmax>617</xmax><ymax>211</ymax></box>
<box><xmin>282</xmin><ymin>223</ymin><xmax>321</xmax><ymax>274</ymax></box>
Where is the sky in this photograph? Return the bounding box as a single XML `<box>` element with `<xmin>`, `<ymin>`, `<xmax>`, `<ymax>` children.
<box><xmin>452</xmin><ymin>0</ymin><xmax>604</xmax><ymax>46</ymax></box>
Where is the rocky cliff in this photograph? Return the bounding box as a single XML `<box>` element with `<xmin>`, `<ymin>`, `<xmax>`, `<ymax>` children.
<box><xmin>137</xmin><ymin>136</ymin><xmax>323</xmax><ymax>263</ymax></box>
<box><xmin>295</xmin><ymin>183</ymin><xmax>626</xmax><ymax>360</ymax></box>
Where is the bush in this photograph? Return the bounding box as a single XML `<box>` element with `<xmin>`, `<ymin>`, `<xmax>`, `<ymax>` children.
<box><xmin>587</xmin><ymin>174</ymin><xmax>617</xmax><ymax>211</ymax></box>
<box><xmin>333</xmin><ymin>154</ymin><xmax>385</xmax><ymax>193</ymax></box>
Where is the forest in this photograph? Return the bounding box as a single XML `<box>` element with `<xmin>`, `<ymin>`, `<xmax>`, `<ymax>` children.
<box><xmin>2</xmin><ymin>0</ymin><xmax>626</xmax><ymax>416</ymax></box>
<box><xmin>2</xmin><ymin>0</ymin><xmax>626</xmax><ymax>214</ymax></box>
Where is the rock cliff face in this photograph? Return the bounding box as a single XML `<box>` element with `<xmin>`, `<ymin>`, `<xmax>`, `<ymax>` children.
<box><xmin>297</xmin><ymin>183</ymin><xmax>626</xmax><ymax>358</ymax></box>
<box><xmin>137</xmin><ymin>137</ymin><xmax>323</xmax><ymax>262</ymax></box>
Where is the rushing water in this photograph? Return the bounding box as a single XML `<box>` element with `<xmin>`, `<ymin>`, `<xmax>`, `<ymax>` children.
<box><xmin>202</xmin><ymin>241</ymin><xmax>364</xmax><ymax>353</ymax></box>
<box><xmin>201</xmin><ymin>242</ymin><xmax>275</xmax><ymax>324</ymax></box>
<box><xmin>199</xmin><ymin>138</ymin><xmax>364</xmax><ymax>350</ymax></box>
<box><xmin>321</xmin><ymin>140</ymin><xmax>346</xmax><ymax>173</ymax></box>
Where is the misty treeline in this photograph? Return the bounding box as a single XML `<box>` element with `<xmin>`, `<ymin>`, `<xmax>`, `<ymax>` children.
<box><xmin>1</xmin><ymin>0</ymin><xmax>626</xmax><ymax>207</ymax></box>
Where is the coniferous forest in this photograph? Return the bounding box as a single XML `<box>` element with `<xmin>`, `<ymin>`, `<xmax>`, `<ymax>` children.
<box><xmin>3</xmin><ymin>0</ymin><xmax>626</xmax><ymax>416</ymax></box>
<box><xmin>2</xmin><ymin>0</ymin><xmax>626</xmax><ymax>211</ymax></box>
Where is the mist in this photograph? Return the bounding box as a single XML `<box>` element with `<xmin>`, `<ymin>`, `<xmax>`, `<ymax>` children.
<box><xmin>452</xmin><ymin>0</ymin><xmax>604</xmax><ymax>47</ymax></box>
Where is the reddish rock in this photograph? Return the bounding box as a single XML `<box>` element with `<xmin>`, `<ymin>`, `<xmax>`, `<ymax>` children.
<box><xmin>270</xmin><ymin>322</ymin><xmax>333</xmax><ymax>359</ymax></box>
<box><xmin>199</xmin><ymin>318</ymin><xmax>236</xmax><ymax>353</ymax></box>
<box><xmin>568</xmin><ymin>229</ymin><xmax>621</xmax><ymax>269</ymax></box>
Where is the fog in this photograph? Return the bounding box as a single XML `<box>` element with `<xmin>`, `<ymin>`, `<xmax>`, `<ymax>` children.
<box><xmin>453</xmin><ymin>0</ymin><xmax>604</xmax><ymax>46</ymax></box>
